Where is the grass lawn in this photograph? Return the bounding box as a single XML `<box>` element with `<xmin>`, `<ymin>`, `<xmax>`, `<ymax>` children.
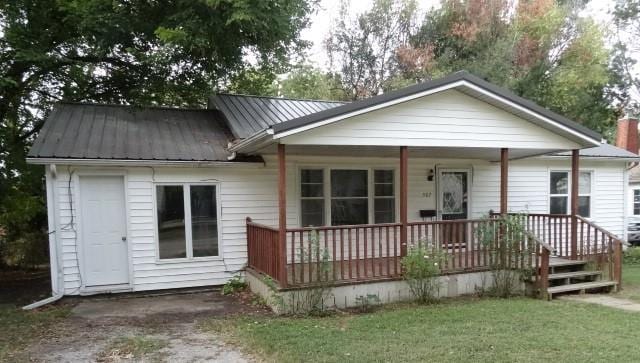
<box><xmin>205</xmin><ymin>297</ymin><xmax>640</xmax><ymax>363</ymax></box>
<box><xmin>0</xmin><ymin>304</ymin><xmax>69</xmax><ymax>362</ymax></box>
<box><xmin>617</xmin><ymin>263</ymin><xmax>640</xmax><ymax>302</ymax></box>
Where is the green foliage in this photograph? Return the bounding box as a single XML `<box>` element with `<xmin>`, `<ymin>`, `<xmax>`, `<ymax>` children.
<box><xmin>0</xmin><ymin>0</ymin><xmax>315</xmax><ymax>267</ymax></box>
<box><xmin>624</xmin><ymin>246</ymin><xmax>640</xmax><ymax>265</ymax></box>
<box><xmin>278</xmin><ymin>65</ymin><xmax>348</xmax><ymax>101</ymax></box>
<box><xmin>222</xmin><ymin>275</ymin><xmax>247</xmax><ymax>295</ymax></box>
<box><xmin>401</xmin><ymin>244</ymin><xmax>446</xmax><ymax>303</ymax></box>
<box><xmin>475</xmin><ymin>214</ymin><xmax>532</xmax><ymax>298</ymax></box>
<box><xmin>264</xmin><ymin>230</ymin><xmax>334</xmax><ymax>316</ymax></box>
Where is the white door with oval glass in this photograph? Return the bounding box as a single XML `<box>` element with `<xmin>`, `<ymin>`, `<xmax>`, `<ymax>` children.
<box><xmin>79</xmin><ymin>176</ymin><xmax>129</xmax><ymax>287</ymax></box>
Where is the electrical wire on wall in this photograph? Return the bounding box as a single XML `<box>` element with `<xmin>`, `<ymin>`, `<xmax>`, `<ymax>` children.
<box><xmin>59</xmin><ymin>166</ymin><xmax>83</xmax><ymax>294</ymax></box>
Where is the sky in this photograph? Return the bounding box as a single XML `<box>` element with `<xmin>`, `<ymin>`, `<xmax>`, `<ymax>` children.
<box><xmin>300</xmin><ymin>0</ymin><xmax>630</xmax><ymax>69</ymax></box>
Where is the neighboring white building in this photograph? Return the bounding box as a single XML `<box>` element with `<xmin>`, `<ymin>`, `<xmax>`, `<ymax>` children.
<box><xmin>28</xmin><ymin>71</ymin><xmax>637</xmax><ymax>296</ymax></box>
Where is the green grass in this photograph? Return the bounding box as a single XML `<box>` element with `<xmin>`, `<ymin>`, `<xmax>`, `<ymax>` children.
<box><xmin>206</xmin><ymin>298</ymin><xmax>640</xmax><ymax>363</ymax></box>
<box><xmin>0</xmin><ymin>304</ymin><xmax>70</xmax><ymax>362</ymax></box>
<box><xmin>617</xmin><ymin>263</ymin><xmax>640</xmax><ymax>302</ymax></box>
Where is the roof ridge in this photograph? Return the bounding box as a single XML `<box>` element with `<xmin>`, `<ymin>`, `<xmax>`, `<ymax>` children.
<box><xmin>214</xmin><ymin>92</ymin><xmax>348</xmax><ymax>104</ymax></box>
<box><xmin>57</xmin><ymin>102</ymin><xmax>213</xmax><ymax>112</ymax></box>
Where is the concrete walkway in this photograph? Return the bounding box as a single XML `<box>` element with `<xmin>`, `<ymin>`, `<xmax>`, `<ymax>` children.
<box><xmin>559</xmin><ymin>294</ymin><xmax>640</xmax><ymax>312</ymax></box>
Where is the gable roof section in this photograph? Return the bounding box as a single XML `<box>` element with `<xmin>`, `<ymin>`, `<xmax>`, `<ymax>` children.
<box><xmin>208</xmin><ymin>94</ymin><xmax>346</xmax><ymax>139</ymax></box>
<box><xmin>551</xmin><ymin>143</ymin><xmax>639</xmax><ymax>159</ymax></box>
<box><xmin>270</xmin><ymin>71</ymin><xmax>601</xmax><ymax>146</ymax></box>
<box><xmin>28</xmin><ymin>103</ymin><xmax>240</xmax><ymax>162</ymax></box>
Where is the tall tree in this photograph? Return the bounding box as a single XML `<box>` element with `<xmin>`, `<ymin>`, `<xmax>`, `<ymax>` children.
<box><xmin>325</xmin><ymin>0</ymin><xmax>418</xmax><ymax>100</ymax></box>
<box><xmin>0</xmin><ymin>0</ymin><xmax>315</xmax><ymax>267</ymax></box>
<box><xmin>277</xmin><ymin>65</ymin><xmax>348</xmax><ymax>101</ymax></box>
<box><xmin>612</xmin><ymin>0</ymin><xmax>640</xmax><ymax>115</ymax></box>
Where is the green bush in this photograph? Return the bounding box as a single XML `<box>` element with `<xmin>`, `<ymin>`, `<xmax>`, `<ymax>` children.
<box><xmin>401</xmin><ymin>244</ymin><xmax>447</xmax><ymax>303</ymax></box>
<box><xmin>222</xmin><ymin>275</ymin><xmax>247</xmax><ymax>295</ymax></box>
<box><xmin>624</xmin><ymin>246</ymin><xmax>640</xmax><ymax>265</ymax></box>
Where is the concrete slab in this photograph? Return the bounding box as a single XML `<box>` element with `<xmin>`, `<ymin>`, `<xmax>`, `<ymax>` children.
<box><xmin>559</xmin><ymin>294</ymin><xmax>640</xmax><ymax>312</ymax></box>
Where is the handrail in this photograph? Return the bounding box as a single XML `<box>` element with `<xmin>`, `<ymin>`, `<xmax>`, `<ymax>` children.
<box><xmin>575</xmin><ymin>215</ymin><xmax>622</xmax><ymax>243</ymax></box>
<box><xmin>286</xmin><ymin>222</ymin><xmax>402</xmax><ymax>232</ymax></box>
<box><xmin>247</xmin><ymin>220</ymin><xmax>279</xmax><ymax>231</ymax></box>
<box><xmin>525</xmin><ymin>230</ymin><xmax>555</xmax><ymax>254</ymax></box>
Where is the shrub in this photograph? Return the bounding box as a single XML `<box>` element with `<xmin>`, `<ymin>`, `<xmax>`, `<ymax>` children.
<box><xmin>624</xmin><ymin>246</ymin><xmax>640</xmax><ymax>265</ymax></box>
<box><xmin>401</xmin><ymin>244</ymin><xmax>446</xmax><ymax>303</ymax></box>
<box><xmin>222</xmin><ymin>275</ymin><xmax>247</xmax><ymax>295</ymax></box>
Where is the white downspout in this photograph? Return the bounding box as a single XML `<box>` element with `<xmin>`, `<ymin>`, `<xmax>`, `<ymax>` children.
<box><xmin>23</xmin><ymin>164</ymin><xmax>64</xmax><ymax>310</ymax></box>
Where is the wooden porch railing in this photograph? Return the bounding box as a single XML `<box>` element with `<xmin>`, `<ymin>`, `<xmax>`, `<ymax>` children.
<box><xmin>492</xmin><ymin>213</ymin><xmax>623</xmax><ymax>288</ymax></box>
<box><xmin>246</xmin><ymin>216</ymin><xmax>563</xmax><ymax>290</ymax></box>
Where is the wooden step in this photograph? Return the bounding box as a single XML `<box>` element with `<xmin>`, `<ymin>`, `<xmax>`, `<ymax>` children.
<box><xmin>547</xmin><ymin>271</ymin><xmax>602</xmax><ymax>280</ymax></box>
<box><xmin>548</xmin><ymin>258</ymin><xmax>588</xmax><ymax>267</ymax></box>
<box><xmin>547</xmin><ymin>281</ymin><xmax>617</xmax><ymax>296</ymax></box>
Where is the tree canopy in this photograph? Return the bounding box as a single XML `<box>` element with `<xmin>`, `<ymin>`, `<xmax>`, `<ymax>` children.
<box><xmin>0</xmin><ymin>0</ymin><xmax>316</xmax><ymax>266</ymax></box>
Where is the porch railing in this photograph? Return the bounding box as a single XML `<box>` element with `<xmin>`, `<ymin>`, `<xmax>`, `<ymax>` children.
<box><xmin>246</xmin><ymin>216</ymin><xmax>563</xmax><ymax>291</ymax></box>
<box><xmin>491</xmin><ymin>213</ymin><xmax>623</xmax><ymax>288</ymax></box>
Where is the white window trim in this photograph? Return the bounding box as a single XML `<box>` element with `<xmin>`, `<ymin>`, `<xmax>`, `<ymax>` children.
<box><xmin>633</xmin><ymin>189</ymin><xmax>640</xmax><ymax>216</ymax></box>
<box><xmin>548</xmin><ymin>169</ymin><xmax>594</xmax><ymax>217</ymax></box>
<box><xmin>153</xmin><ymin>182</ymin><xmax>223</xmax><ymax>263</ymax></box>
<box><xmin>297</xmin><ymin>166</ymin><xmax>398</xmax><ymax>227</ymax></box>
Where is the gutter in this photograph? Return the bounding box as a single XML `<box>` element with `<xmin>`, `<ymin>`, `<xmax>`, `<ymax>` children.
<box><xmin>228</xmin><ymin>128</ymin><xmax>275</xmax><ymax>153</ymax></box>
<box><xmin>26</xmin><ymin>158</ymin><xmax>265</xmax><ymax>168</ymax></box>
<box><xmin>23</xmin><ymin>165</ymin><xmax>64</xmax><ymax>310</ymax></box>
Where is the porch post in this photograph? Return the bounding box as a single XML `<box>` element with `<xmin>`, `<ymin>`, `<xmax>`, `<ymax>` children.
<box><xmin>277</xmin><ymin>143</ymin><xmax>288</xmax><ymax>286</ymax></box>
<box><xmin>570</xmin><ymin>149</ymin><xmax>579</xmax><ymax>260</ymax></box>
<box><xmin>500</xmin><ymin>148</ymin><xmax>509</xmax><ymax>215</ymax></box>
<box><xmin>400</xmin><ymin>146</ymin><xmax>408</xmax><ymax>257</ymax></box>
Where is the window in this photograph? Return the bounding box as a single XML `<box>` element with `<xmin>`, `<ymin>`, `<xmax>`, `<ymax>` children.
<box><xmin>156</xmin><ymin>184</ymin><xmax>219</xmax><ymax>260</ymax></box>
<box><xmin>374</xmin><ymin>170</ymin><xmax>395</xmax><ymax>223</ymax></box>
<box><xmin>634</xmin><ymin>190</ymin><xmax>640</xmax><ymax>215</ymax></box>
<box><xmin>300</xmin><ymin>169</ymin><xmax>324</xmax><ymax>227</ymax></box>
<box><xmin>300</xmin><ymin>168</ymin><xmax>395</xmax><ymax>226</ymax></box>
<box><xmin>331</xmin><ymin>169</ymin><xmax>368</xmax><ymax>225</ymax></box>
<box><xmin>549</xmin><ymin>171</ymin><xmax>591</xmax><ymax>217</ymax></box>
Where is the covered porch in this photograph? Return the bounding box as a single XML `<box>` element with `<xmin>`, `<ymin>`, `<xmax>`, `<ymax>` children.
<box><xmin>245</xmin><ymin>144</ymin><xmax>622</xmax><ymax>297</ymax></box>
<box><xmin>234</xmin><ymin>72</ymin><xmax>623</xmax><ymax>298</ymax></box>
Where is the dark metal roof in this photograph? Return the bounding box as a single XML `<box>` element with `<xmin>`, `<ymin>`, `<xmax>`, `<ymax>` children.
<box><xmin>271</xmin><ymin>71</ymin><xmax>602</xmax><ymax>143</ymax></box>
<box><xmin>28</xmin><ymin>103</ymin><xmax>239</xmax><ymax>161</ymax></box>
<box><xmin>208</xmin><ymin>94</ymin><xmax>346</xmax><ymax>139</ymax></box>
<box><xmin>552</xmin><ymin>143</ymin><xmax>639</xmax><ymax>159</ymax></box>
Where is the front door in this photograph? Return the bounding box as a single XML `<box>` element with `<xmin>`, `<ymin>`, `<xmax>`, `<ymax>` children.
<box><xmin>438</xmin><ymin>169</ymin><xmax>470</xmax><ymax>221</ymax></box>
<box><xmin>80</xmin><ymin>176</ymin><xmax>129</xmax><ymax>287</ymax></box>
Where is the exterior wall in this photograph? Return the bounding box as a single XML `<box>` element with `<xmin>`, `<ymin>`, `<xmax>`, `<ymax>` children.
<box><xmin>280</xmin><ymin>90</ymin><xmax>581</xmax><ymax>150</ymax></box>
<box><xmin>48</xmin><ymin>154</ymin><xmax>627</xmax><ymax>295</ymax></box>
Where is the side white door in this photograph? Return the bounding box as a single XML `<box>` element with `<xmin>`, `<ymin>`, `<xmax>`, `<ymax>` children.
<box><xmin>80</xmin><ymin>176</ymin><xmax>129</xmax><ymax>287</ymax></box>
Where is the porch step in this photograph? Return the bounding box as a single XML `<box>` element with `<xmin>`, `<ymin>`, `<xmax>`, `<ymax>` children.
<box><xmin>547</xmin><ymin>280</ymin><xmax>617</xmax><ymax>298</ymax></box>
<box><xmin>547</xmin><ymin>271</ymin><xmax>601</xmax><ymax>280</ymax></box>
<box><xmin>548</xmin><ymin>258</ymin><xmax>588</xmax><ymax>267</ymax></box>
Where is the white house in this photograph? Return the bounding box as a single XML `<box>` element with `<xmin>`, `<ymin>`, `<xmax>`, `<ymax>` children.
<box><xmin>27</xmin><ymin>71</ymin><xmax>637</xmax><ymax>301</ymax></box>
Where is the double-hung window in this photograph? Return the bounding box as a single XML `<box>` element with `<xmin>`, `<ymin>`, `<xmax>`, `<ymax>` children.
<box><xmin>156</xmin><ymin>184</ymin><xmax>220</xmax><ymax>260</ymax></box>
<box><xmin>635</xmin><ymin>190</ymin><xmax>640</xmax><ymax>216</ymax></box>
<box><xmin>300</xmin><ymin>168</ymin><xmax>396</xmax><ymax>226</ymax></box>
<box><xmin>549</xmin><ymin>171</ymin><xmax>592</xmax><ymax>217</ymax></box>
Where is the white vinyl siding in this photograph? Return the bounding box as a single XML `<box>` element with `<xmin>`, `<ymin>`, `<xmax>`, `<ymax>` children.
<box><xmin>49</xmin><ymin>156</ymin><xmax>627</xmax><ymax>295</ymax></box>
<box><xmin>280</xmin><ymin>90</ymin><xmax>581</xmax><ymax>150</ymax></box>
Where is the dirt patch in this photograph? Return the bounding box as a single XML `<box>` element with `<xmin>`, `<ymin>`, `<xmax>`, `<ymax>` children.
<box><xmin>0</xmin><ymin>268</ymin><xmax>51</xmax><ymax>305</ymax></box>
<box><xmin>22</xmin><ymin>289</ymin><xmax>270</xmax><ymax>362</ymax></box>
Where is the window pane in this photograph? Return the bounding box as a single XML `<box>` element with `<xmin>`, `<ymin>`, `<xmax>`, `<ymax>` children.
<box><xmin>301</xmin><ymin>184</ymin><xmax>323</xmax><ymax>198</ymax></box>
<box><xmin>331</xmin><ymin>199</ymin><xmax>368</xmax><ymax>225</ymax></box>
<box><xmin>301</xmin><ymin>169</ymin><xmax>323</xmax><ymax>183</ymax></box>
<box><xmin>375</xmin><ymin>183</ymin><xmax>394</xmax><ymax>196</ymax></box>
<box><xmin>579</xmin><ymin>172</ymin><xmax>591</xmax><ymax>194</ymax></box>
<box><xmin>374</xmin><ymin>169</ymin><xmax>393</xmax><ymax>183</ymax></box>
<box><xmin>190</xmin><ymin>185</ymin><xmax>218</xmax><ymax>257</ymax></box>
<box><xmin>550</xmin><ymin>172</ymin><xmax>568</xmax><ymax>194</ymax></box>
<box><xmin>550</xmin><ymin>196</ymin><xmax>567</xmax><ymax>214</ymax></box>
<box><xmin>578</xmin><ymin>196</ymin><xmax>590</xmax><ymax>218</ymax></box>
<box><xmin>301</xmin><ymin>199</ymin><xmax>325</xmax><ymax>227</ymax></box>
<box><xmin>331</xmin><ymin>170</ymin><xmax>367</xmax><ymax>197</ymax></box>
<box><xmin>375</xmin><ymin>198</ymin><xmax>395</xmax><ymax>223</ymax></box>
<box><xmin>157</xmin><ymin>185</ymin><xmax>186</xmax><ymax>259</ymax></box>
